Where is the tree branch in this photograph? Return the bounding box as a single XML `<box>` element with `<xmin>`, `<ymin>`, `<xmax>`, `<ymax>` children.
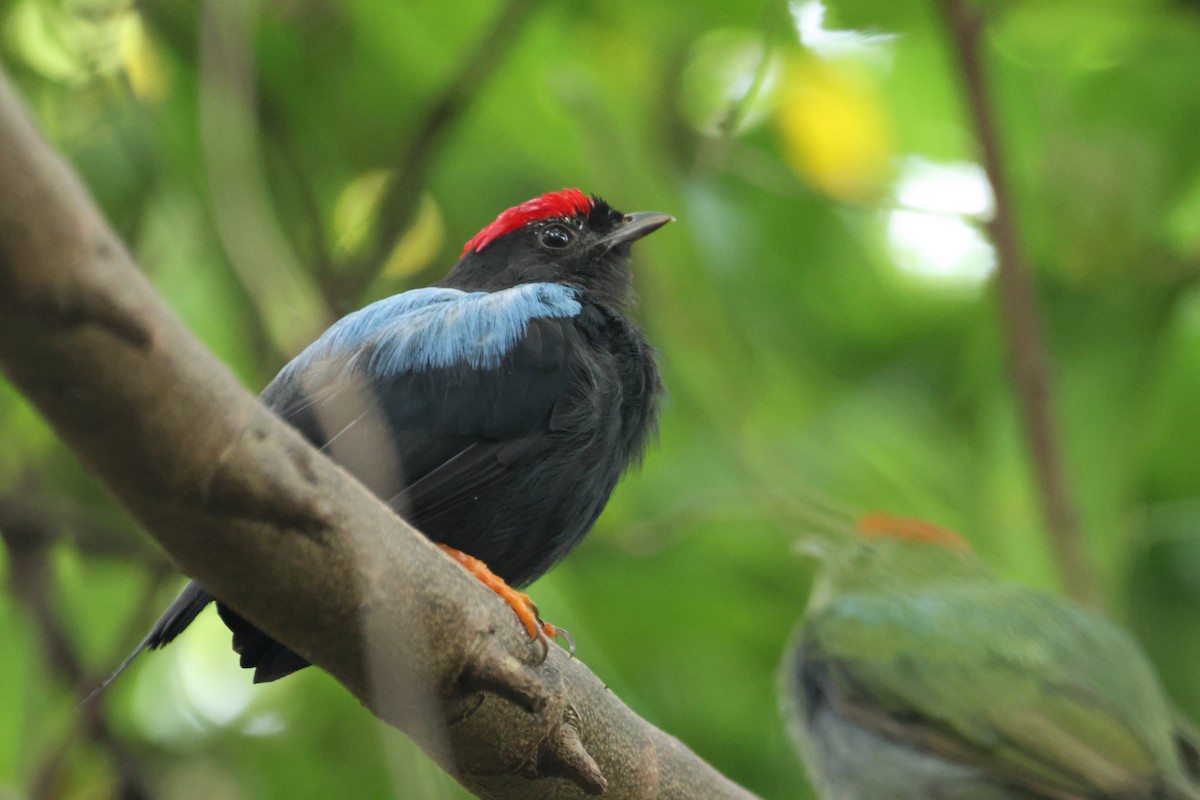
<box><xmin>939</xmin><ymin>0</ymin><xmax>1100</xmax><ymax>606</ymax></box>
<box><xmin>0</xmin><ymin>64</ymin><xmax>757</xmax><ymax>800</ymax></box>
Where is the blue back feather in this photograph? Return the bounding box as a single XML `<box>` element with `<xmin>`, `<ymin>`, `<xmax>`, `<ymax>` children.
<box><xmin>285</xmin><ymin>283</ymin><xmax>582</xmax><ymax>378</ymax></box>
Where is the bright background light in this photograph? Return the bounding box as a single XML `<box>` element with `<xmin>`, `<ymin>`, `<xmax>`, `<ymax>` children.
<box><xmin>886</xmin><ymin>158</ymin><xmax>996</xmax><ymax>287</ymax></box>
<box><xmin>791</xmin><ymin>1</ymin><xmax>895</xmax><ymax>63</ymax></box>
<box><xmin>132</xmin><ymin>608</ymin><xmax>288</xmax><ymax>742</ymax></box>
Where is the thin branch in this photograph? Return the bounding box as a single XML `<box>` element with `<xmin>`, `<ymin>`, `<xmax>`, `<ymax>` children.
<box><xmin>939</xmin><ymin>0</ymin><xmax>1099</xmax><ymax>605</ymax></box>
<box><xmin>0</xmin><ymin>474</ymin><xmax>168</xmax><ymax>565</ymax></box>
<box><xmin>0</xmin><ymin>63</ymin><xmax>758</xmax><ymax>800</ymax></box>
<box><xmin>197</xmin><ymin>0</ymin><xmax>333</xmax><ymax>359</ymax></box>
<box><xmin>336</xmin><ymin>0</ymin><xmax>542</xmax><ymax>310</ymax></box>
<box><xmin>138</xmin><ymin>0</ymin><xmax>537</xmax><ymax>317</ymax></box>
<box><xmin>714</xmin><ymin>33</ymin><xmax>776</xmax><ymax>141</ymax></box>
<box><xmin>0</xmin><ymin>493</ymin><xmax>153</xmax><ymax>799</ymax></box>
<box><xmin>262</xmin><ymin>110</ymin><xmax>337</xmax><ymax>294</ymax></box>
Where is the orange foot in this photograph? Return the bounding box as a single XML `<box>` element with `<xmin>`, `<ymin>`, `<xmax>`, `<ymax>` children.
<box><xmin>438</xmin><ymin>544</ymin><xmax>574</xmax><ymax>656</ymax></box>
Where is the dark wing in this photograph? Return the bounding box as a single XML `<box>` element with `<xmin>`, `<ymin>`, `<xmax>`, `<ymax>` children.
<box><xmin>260</xmin><ymin>285</ymin><xmax>585</xmax><ymax>521</ymax></box>
<box><xmin>228</xmin><ymin>301</ymin><xmax>584</xmax><ymax>681</ymax></box>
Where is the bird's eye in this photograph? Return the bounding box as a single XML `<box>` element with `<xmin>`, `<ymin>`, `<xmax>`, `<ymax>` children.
<box><xmin>539</xmin><ymin>225</ymin><xmax>573</xmax><ymax>249</ymax></box>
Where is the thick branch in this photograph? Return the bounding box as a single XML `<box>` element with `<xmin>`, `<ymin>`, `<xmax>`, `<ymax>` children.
<box><xmin>0</xmin><ymin>64</ymin><xmax>757</xmax><ymax>800</ymax></box>
<box><xmin>940</xmin><ymin>0</ymin><xmax>1100</xmax><ymax>605</ymax></box>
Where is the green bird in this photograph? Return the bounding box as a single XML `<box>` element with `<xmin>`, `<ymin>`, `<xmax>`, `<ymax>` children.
<box><xmin>783</xmin><ymin>512</ymin><xmax>1200</xmax><ymax>800</ymax></box>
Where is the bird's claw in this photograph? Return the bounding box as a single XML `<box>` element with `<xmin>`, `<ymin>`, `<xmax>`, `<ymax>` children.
<box><xmin>552</xmin><ymin>624</ymin><xmax>576</xmax><ymax>658</ymax></box>
<box><xmin>537</xmin><ymin>623</ymin><xmax>573</xmax><ymax>652</ymax></box>
<box><xmin>525</xmin><ymin>613</ymin><xmax>574</xmax><ymax>664</ymax></box>
<box><xmin>435</xmin><ymin>544</ymin><xmax>575</xmax><ymax>661</ymax></box>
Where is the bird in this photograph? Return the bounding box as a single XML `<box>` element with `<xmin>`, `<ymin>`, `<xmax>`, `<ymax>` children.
<box><xmin>102</xmin><ymin>188</ymin><xmax>671</xmax><ymax>687</ymax></box>
<box><xmin>783</xmin><ymin>512</ymin><xmax>1200</xmax><ymax>800</ymax></box>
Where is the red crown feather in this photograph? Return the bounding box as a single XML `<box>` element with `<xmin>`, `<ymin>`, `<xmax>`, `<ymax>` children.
<box><xmin>856</xmin><ymin>512</ymin><xmax>971</xmax><ymax>552</ymax></box>
<box><xmin>461</xmin><ymin>188</ymin><xmax>594</xmax><ymax>256</ymax></box>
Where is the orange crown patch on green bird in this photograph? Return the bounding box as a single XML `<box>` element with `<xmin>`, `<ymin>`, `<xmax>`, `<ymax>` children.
<box><xmin>856</xmin><ymin>512</ymin><xmax>971</xmax><ymax>552</ymax></box>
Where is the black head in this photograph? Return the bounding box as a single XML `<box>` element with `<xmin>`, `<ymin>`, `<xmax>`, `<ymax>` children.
<box><xmin>440</xmin><ymin>189</ymin><xmax>673</xmax><ymax>307</ymax></box>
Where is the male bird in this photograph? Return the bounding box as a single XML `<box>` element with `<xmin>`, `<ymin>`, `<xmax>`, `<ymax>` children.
<box><xmin>784</xmin><ymin>512</ymin><xmax>1200</xmax><ymax>800</ymax></box>
<box><xmin>109</xmin><ymin>189</ymin><xmax>670</xmax><ymax>685</ymax></box>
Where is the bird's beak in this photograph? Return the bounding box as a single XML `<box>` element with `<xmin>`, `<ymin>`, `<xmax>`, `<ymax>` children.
<box><xmin>600</xmin><ymin>211</ymin><xmax>675</xmax><ymax>249</ymax></box>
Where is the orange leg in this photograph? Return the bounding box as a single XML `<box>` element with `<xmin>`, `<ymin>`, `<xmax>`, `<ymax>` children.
<box><xmin>437</xmin><ymin>544</ymin><xmax>569</xmax><ymax>649</ymax></box>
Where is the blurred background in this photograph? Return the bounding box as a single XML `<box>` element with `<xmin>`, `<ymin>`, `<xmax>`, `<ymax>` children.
<box><xmin>3</xmin><ymin>0</ymin><xmax>1200</xmax><ymax>797</ymax></box>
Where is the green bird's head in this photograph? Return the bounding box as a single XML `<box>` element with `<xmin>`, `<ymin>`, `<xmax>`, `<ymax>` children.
<box><xmin>803</xmin><ymin>511</ymin><xmax>992</xmax><ymax>615</ymax></box>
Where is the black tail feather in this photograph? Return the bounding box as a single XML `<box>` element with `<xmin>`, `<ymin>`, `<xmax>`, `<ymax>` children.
<box><xmin>82</xmin><ymin>581</ymin><xmax>214</xmax><ymax>704</ymax></box>
<box><xmin>85</xmin><ymin>579</ymin><xmax>309</xmax><ymax>702</ymax></box>
<box><xmin>145</xmin><ymin>581</ymin><xmax>215</xmax><ymax>649</ymax></box>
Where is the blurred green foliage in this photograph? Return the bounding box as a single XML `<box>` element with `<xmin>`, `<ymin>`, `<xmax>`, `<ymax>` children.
<box><xmin>3</xmin><ymin>0</ymin><xmax>1200</xmax><ymax>798</ymax></box>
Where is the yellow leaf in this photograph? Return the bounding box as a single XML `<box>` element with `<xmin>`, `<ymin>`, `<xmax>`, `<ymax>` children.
<box><xmin>382</xmin><ymin>193</ymin><xmax>445</xmax><ymax>279</ymax></box>
<box><xmin>776</xmin><ymin>57</ymin><xmax>894</xmax><ymax>203</ymax></box>
<box><xmin>333</xmin><ymin>175</ymin><xmax>445</xmax><ymax>277</ymax></box>
<box><xmin>119</xmin><ymin>14</ymin><xmax>170</xmax><ymax>102</ymax></box>
<box><xmin>333</xmin><ymin>170</ymin><xmax>393</xmax><ymax>257</ymax></box>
